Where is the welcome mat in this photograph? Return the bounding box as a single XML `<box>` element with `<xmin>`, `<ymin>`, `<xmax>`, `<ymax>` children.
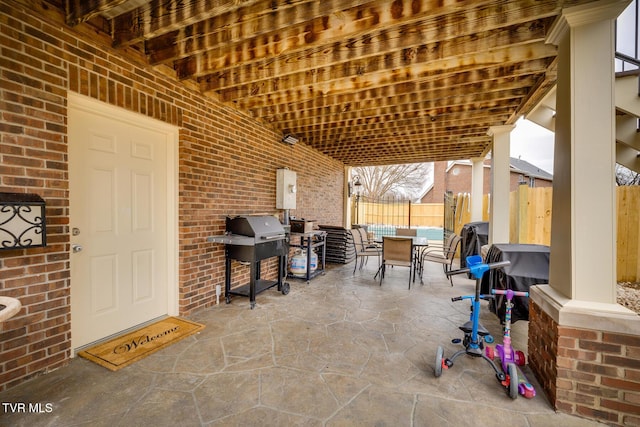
<box><xmin>78</xmin><ymin>317</ymin><xmax>205</xmax><ymax>371</ymax></box>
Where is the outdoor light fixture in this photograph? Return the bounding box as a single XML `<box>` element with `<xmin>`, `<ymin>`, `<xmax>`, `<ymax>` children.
<box><xmin>353</xmin><ymin>176</ymin><xmax>363</xmax><ymax>195</ymax></box>
<box><xmin>0</xmin><ymin>193</ymin><xmax>46</xmax><ymax>250</ymax></box>
<box><xmin>281</xmin><ymin>134</ymin><xmax>299</xmax><ymax>145</ymax></box>
<box><xmin>352</xmin><ymin>176</ymin><xmax>363</xmax><ymax>225</ymax></box>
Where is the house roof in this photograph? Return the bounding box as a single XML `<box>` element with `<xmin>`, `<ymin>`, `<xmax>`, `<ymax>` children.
<box><xmin>61</xmin><ymin>0</ymin><xmax>599</xmax><ymax>167</ymax></box>
<box><xmin>509</xmin><ymin>157</ymin><xmax>553</xmax><ymax>180</ymax></box>
<box><xmin>445</xmin><ymin>157</ymin><xmax>553</xmax><ymax>180</ymax></box>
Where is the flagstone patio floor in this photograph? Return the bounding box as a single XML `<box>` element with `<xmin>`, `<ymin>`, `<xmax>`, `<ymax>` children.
<box><xmin>0</xmin><ymin>260</ymin><xmax>600</xmax><ymax>426</ymax></box>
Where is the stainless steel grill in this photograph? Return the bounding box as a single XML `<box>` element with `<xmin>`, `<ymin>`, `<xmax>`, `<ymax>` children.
<box><xmin>208</xmin><ymin>215</ymin><xmax>290</xmax><ymax>309</ymax></box>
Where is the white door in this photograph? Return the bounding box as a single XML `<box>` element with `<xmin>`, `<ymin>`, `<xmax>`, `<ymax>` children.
<box><xmin>68</xmin><ymin>94</ymin><xmax>177</xmax><ymax>349</ymax></box>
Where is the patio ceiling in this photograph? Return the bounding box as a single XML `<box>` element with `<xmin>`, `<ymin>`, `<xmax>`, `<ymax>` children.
<box><xmin>63</xmin><ymin>0</ymin><xmax>595</xmax><ymax>166</ymax></box>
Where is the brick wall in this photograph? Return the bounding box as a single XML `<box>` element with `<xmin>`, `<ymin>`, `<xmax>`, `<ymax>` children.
<box><xmin>445</xmin><ymin>163</ymin><xmax>473</xmax><ymax>194</ymax></box>
<box><xmin>528</xmin><ymin>300</ymin><xmax>559</xmax><ymax>407</ymax></box>
<box><xmin>421</xmin><ymin>161</ymin><xmax>446</xmax><ymax>203</ymax></box>
<box><xmin>509</xmin><ymin>173</ymin><xmax>553</xmax><ymax>189</ymax></box>
<box><xmin>0</xmin><ymin>1</ymin><xmax>73</xmax><ymax>391</ymax></box>
<box><xmin>443</xmin><ymin>162</ymin><xmax>492</xmax><ymax>195</ymax></box>
<box><xmin>529</xmin><ymin>300</ymin><xmax>640</xmax><ymax>426</ymax></box>
<box><xmin>0</xmin><ymin>0</ymin><xmax>344</xmax><ymax>391</ymax></box>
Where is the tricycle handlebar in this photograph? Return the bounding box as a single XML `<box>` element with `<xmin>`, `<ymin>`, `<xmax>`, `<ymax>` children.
<box><xmin>491</xmin><ymin>289</ymin><xmax>529</xmax><ymax>298</ymax></box>
<box><xmin>445</xmin><ymin>260</ymin><xmax>511</xmax><ymax>277</ymax></box>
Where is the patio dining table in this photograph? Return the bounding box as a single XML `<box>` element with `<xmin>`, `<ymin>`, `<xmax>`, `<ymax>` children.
<box><xmin>374</xmin><ymin>236</ymin><xmax>430</xmax><ymax>279</ymax></box>
<box><xmin>374</xmin><ymin>236</ymin><xmax>430</xmax><ymax>247</ymax></box>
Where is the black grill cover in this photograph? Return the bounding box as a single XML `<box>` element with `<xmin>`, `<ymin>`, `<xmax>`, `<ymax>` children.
<box><xmin>481</xmin><ymin>243</ymin><xmax>550</xmax><ymax>323</ymax></box>
<box><xmin>460</xmin><ymin>221</ymin><xmax>489</xmax><ymax>269</ymax></box>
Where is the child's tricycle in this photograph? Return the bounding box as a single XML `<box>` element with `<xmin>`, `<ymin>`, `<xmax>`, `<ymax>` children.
<box><xmin>434</xmin><ymin>255</ymin><xmax>526</xmax><ymax>399</ymax></box>
<box><xmin>485</xmin><ymin>288</ymin><xmax>536</xmax><ymax>399</ymax></box>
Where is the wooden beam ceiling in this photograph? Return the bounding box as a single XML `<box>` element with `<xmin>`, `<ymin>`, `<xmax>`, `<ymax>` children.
<box><xmin>62</xmin><ymin>0</ymin><xmax>598</xmax><ymax>166</ymax></box>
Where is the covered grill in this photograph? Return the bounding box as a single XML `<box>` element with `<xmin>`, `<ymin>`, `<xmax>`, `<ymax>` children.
<box><xmin>208</xmin><ymin>215</ymin><xmax>290</xmax><ymax>309</ymax></box>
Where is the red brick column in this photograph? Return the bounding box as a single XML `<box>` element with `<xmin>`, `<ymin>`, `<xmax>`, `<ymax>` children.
<box><xmin>528</xmin><ymin>297</ymin><xmax>640</xmax><ymax>426</ymax></box>
<box><xmin>528</xmin><ymin>300</ymin><xmax>558</xmax><ymax>406</ymax></box>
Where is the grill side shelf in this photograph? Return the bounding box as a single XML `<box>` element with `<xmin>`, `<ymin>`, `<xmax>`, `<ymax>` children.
<box><xmin>207</xmin><ymin>234</ymin><xmax>255</xmax><ymax>246</ymax></box>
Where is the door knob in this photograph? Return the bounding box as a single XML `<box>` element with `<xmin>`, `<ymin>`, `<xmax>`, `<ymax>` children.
<box><xmin>72</xmin><ymin>244</ymin><xmax>83</xmax><ymax>253</ymax></box>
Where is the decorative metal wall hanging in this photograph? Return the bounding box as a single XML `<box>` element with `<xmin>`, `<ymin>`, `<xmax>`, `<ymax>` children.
<box><xmin>0</xmin><ymin>193</ymin><xmax>47</xmax><ymax>250</ymax></box>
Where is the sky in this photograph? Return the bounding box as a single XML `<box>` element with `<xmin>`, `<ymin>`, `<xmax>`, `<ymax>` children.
<box><xmin>510</xmin><ymin>117</ymin><xmax>555</xmax><ymax>175</ymax></box>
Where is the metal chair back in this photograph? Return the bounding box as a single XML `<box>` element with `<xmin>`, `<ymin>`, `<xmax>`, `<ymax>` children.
<box><xmin>396</xmin><ymin>228</ymin><xmax>417</xmax><ymax>237</ymax></box>
<box><xmin>350</xmin><ymin>228</ymin><xmax>380</xmax><ymax>274</ymax></box>
<box><xmin>380</xmin><ymin>236</ymin><xmax>414</xmax><ymax>288</ymax></box>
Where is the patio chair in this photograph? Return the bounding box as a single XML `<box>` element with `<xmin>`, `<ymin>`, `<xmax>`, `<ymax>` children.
<box><xmin>421</xmin><ymin>233</ymin><xmax>461</xmax><ymax>286</ymax></box>
<box><xmin>351</xmin><ymin>228</ymin><xmax>381</xmax><ymax>274</ymax></box>
<box><xmin>356</xmin><ymin>227</ymin><xmax>378</xmax><ymax>247</ymax></box>
<box><xmin>396</xmin><ymin>228</ymin><xmax>417</xmax><ymax>236</ymax></box>
<box><xmin>378</xmin><ymin>236</ymin><xmax>414</xmax><ymax>289</ymax></box>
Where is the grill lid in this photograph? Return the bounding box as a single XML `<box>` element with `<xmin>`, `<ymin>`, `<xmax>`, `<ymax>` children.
<box><xmin>226</xmin><ymin>215</ymin><xmax>285</xmax><ymax>239</ymax></box>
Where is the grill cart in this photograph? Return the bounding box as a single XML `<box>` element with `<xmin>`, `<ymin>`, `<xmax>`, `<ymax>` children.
<box><xmin>208</xmin><ymin>215</ymin><xmax>290</xmax><ymax>309</ymax></box>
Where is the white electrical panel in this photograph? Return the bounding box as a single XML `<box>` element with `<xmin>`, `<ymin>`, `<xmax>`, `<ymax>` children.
<box><xmin>276</xmin><ymin>168</ymin><xmax>297</xmax><ymax>209</ymax></box>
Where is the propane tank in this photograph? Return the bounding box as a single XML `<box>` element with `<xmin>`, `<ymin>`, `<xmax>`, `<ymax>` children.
<box><xmin>309</xmin><ymin>250</ymin><xmax>318</xmax><ymax>272</ymax></box>
<box><xmin>290</xmin><ymin>249</ymin><xmax>307</xmax><ymax>276</ymax></box>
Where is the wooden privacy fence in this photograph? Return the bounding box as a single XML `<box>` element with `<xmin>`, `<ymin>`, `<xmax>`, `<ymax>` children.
<box><xmin>353</xmin><ymin>196</ymin><xmax>444</xmax><ymax>228</ymax></box>
<box><xmin>617</xmin><ymin>186</ymin><xmax>640</xmax><ymax>282</ymax></box>
<box><xmin>449</xmin><ymin>192</ymin><xmax>490</xmax><ymax>237</ymax></box>
<box><xmin>449</xmin><ymin>187</ymin><xmax>553</xmax><ymax>245</ymax></box>
<box><xmin>509</xmin><ymin>186</ymin><xmax>553</xmax><ymax>245</ymax></box>
<box><xmin>354</xmin><ymin>187</ymin><xmax>640</xmax><ymax>281</ymax></box>
<box><xmin>449</xmin><ymin>186</ymin><xmax>640</xmax><ymax>282</ymax></box>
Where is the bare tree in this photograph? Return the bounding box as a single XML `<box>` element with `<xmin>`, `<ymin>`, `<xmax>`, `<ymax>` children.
<box><xmin>616</xmin><ymin>164</ymin><xmax>640</xmax><ymax>186</ymax></box>
<box><xmin>352</xmin><ymin>163</ymin><xmax>433</xmax><ymax>200</ymax></box>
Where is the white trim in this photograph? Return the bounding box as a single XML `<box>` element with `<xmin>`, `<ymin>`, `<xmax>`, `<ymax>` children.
<box><xmin>344</xmin><ymin>166</ymin><xmax>352</xmax><ymax>228</ymax></box>
<box><xmin>67</xmin><ymin>92</ymin><xmax>180</xmax><ymax>319</ymax></box>
<box><xmin>530</xmin><ymin>285</ymin><xmax>639</xmax><ymax>335</ymax></box>
<box><xmin>444</xmin><ymin>160</ymin><xmax>490</xmax><ymax>174</ymax></box>
<box><xmin>547</xmin><ymin>0</ymin><xmax>631</xmax><ymax>45</ymax></box>
<box><xmin>486</xmin><ymin>124</ymin><xmax>515</xmax><ymax>137</ymax></box>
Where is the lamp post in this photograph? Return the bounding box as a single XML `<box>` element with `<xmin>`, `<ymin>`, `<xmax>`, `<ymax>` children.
<box><xmin>353</xmin><ymin>176</ymin><xmax>362</xmax><ymax>225</ymax></box>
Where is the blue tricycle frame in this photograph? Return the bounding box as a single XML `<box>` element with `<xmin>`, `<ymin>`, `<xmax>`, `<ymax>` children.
<box><xmin>434</xmin><ymin>256</ymin><xmax>521</xmax><ymax>399</ymax></box>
